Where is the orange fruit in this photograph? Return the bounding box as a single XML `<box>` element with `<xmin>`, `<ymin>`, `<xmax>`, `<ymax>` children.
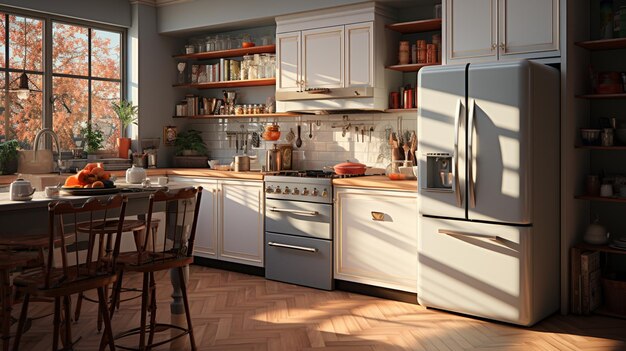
<box><xmin>64</xmin><ymin>175</ymin><xmax>80</xmax><ymax>187</ymax></box>
<box><xmin>91</xmin><ymin>181</ymin><xmax>104</xmax><ymax>188</ymax></box>
<box><xmin>90</xmin><ymin>167</ymin><xmax>105</xmax><ymax>176</ymax></box>
<box><xmin>83</xmin><ymin>184</ymin><xmax>93</xmax><ymax>188</ymax></box>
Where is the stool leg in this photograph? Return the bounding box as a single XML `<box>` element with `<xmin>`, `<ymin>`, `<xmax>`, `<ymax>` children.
<box><xmin>52</xmin><ymin>297</ymin><xmax>61</xmax><ymax>351</ymax></box>
<box><xmin>74</xmin><ymin>292</ymin><xmax>83</xmax><ymax>322</ymax></box>
<box><xmin>63</xmin><ymin>295</ymin><xmax>72</xmax><ymax>348</ymax></box>
<box><xmin>12</xmin><ymin>293</ymin><xmax>29</xmax><ymax>351</ymax></box>
<box><xmin>178</xmin><ymin>266</ymin><xmax>196</xmax><ymax>351</ymax></box>
<box><xmin>1</xmin><ymin>270</ymin><xmax>10</xmax><ymax>351</ymax></box>
<box><xmin>97</xmin><ymin>287</ymin><xmax>115</xmax><ymax>351</ymax></box>
<box><xmin>111</xmin><ymin>270</ymin><xmax>124</xmax><ymax>314</ymax></box>
<box><xmin>139</xmin><ymin>273</ymin><xmax>149</xmax><ymax>351</ymax></box>
<box><xmin>147</xmin><ymin>272</ymin><xmax>157</xmax><ymax>348</ymax></box>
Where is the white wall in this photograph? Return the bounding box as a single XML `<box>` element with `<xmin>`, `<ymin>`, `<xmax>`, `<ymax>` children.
<box><xmin>0</xmin><ymin>0</ymin><xmax>131</xmax><ymax>27</ymax></box>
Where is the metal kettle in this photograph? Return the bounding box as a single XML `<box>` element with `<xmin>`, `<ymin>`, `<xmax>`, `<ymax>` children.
<box><xmin>10</xmin><ymin>178</ymin><xmax>36</xmax><ymax>201</ymax></box>
<box><xmin>265</xmin><ymin>144</ymin><xmax>282</xmax><ymax>172</ymax></box>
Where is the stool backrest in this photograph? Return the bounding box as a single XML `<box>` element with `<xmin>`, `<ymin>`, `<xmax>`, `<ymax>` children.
<box><xmin>46</xmin><ymin>194</ymin><xmax>127</xmax><ymax>289</ymax></box>
<box><xmin>143</xmin><ymin>187</ymin><xmax>202</xmax><ymax>260</ymax></box>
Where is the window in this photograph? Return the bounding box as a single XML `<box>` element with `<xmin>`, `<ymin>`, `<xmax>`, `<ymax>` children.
<box><xmin>0</xmin><ymin>8</ymin><xmax>124</xmax><ymax>152</ymax></box>
<box><xmin>0</xmin><ymin>14</ymin><xmax>44</xmax><ymax>149</ymax></box>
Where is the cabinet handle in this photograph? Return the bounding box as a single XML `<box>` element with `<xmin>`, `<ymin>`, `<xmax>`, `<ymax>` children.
<box><xmin>491</xmin><ymin>43</ymin><xmax>496</xmax><ymax>51</ymax></box>
<box><xmin>268</xmin><ymin>241</ymin><xmax>318</xmax><ymax>253</ymax></box>
<box><xmin>438</xmin><ymin>229</ymin><xmax>501</xmax><ymax>242</ymax></box>
<box><xmin>371</xmin><ymin>211</ymin><xmax>385</xmax><ymax>221</ymax></box>
<box><xmin>499</xmin><ymin>42</ymin><xmax>506</xmax><ymax>50</ymax></box>
<box><xmin>269</xmin><ymin>207</ymin><xmax>319</xmax><ymax>216</ymax></box>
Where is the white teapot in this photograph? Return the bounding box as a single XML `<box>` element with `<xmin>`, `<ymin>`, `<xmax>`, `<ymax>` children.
<box><xmin>126</xmin><ymin>165</ymin><xmax>147</xmax><ymax>184</ymax></box>
<box><xmin>584</xmin><ymin>219</ymin><xmax>610</xmax><ymax>245</ymax></box>
<box><xmin>10</xmin><ymin>178</ymin><xmax>36</xmax><ymax>201</ymax></box>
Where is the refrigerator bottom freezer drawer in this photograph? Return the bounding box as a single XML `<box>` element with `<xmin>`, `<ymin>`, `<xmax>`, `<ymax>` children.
<box><xmin>265</xmin><ymin>232</ymin><xmax>334</xmax><ymax>291</ymax></box>
<box><xmin>417</xmin><ymin>216</ymin><xmax>556</xmax><ymax>326</ymax></box>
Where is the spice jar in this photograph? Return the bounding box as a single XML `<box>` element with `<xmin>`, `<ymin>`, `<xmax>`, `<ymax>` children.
<box><xmin>184</xmin><ymin>45</ymin><xmax>195</xmax><ymax>54</ymax></box>
<box><xmin>416</xmin><ymin>40</ymin><xmax>427</xmax><ymax>63</ymax></box>
<box><xmin>399</xmin><ymin>41</ymin><xmax>410</xmax><ymax>65</ymax></box>
<box><xmin>235</xmin><ymin>105</ymin><xmax>244</xmax><ymax>115</ymax></box>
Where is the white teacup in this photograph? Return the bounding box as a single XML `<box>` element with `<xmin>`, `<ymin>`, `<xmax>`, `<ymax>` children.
<box><xmin>45</xmin><ymin>186</ymin><xmax>60</xmax><ymax>198</ymax></box>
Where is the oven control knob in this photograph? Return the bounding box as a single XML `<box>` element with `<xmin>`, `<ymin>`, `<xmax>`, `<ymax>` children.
<box><xmin>312</xmin><ymin>188</ymin><xmax>319</xmax><ymax>196</ymax></box>
<box><xmin>283</xmin><ymin>186</ymin><xmax>291</xmax><ymax>194</ymax></box>
<box><xmin>265</xmin><ymin>186</ymin><xmax>273</xmax><ymax>193</ymax></box>
<box><xmin>293</xmin><ymin>188</ymin><xmax>300</xmax><ymax>195</ymax></box>
<box><xmin>302</xmin><ymin>187</ymin><xmax>309</xmax><ymax>196</ymax></box>
<box><xmin>275</xmin><ymin>186</ymin><xmax>281</xmax><ymax>194</ymax></box>
<box><xmin>321</xmin><ymin>188</ymin><xmax>328</xmax><ymax>198</ymax></box>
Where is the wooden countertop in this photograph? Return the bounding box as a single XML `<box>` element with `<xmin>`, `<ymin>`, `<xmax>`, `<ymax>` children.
<box><xmin>333</xmin><ymin>176</ymin><xmax>417</xmax><ymax>192</ymax></box>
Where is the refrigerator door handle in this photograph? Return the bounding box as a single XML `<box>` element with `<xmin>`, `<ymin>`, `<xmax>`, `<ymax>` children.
<box><xmin>454</xmin><ymin>99</ymin><xmax>462</xmax><ymax>207</ymax></box>
<box><xmin>468</xmin><ymin>98</ymin><xmax>476</xmax><ymax>208</ymax></box>
<box><xmin>438</xmin><ymin>229</ymin><xmax>501</xmax><ymax>242</ymax></box>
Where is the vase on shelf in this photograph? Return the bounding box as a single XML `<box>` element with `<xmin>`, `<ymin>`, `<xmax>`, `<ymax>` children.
<box><xmin>117</xmin><ymin>137</ymin><xmax>131</xmax><ymax>159</ymax></box>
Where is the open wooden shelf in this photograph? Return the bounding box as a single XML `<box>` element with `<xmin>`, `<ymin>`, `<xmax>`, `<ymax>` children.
<box><xmin>576</xmin><ymin>93</ymin><xmax>626</xmax><ymax>99</ymax></box>
<box><xmin>386</xmin><ymin>63</ymin><xmax>440</xmax><ymax>72</ymax></box>
<box><xmin>173</xmin><ymin>112</ymin><xmax>298</xmax><ymax>119</ymax></box>
<box><xmin>576</xmin><ymin>145</ymin><xmax>626</xmax><ymax>150</ymax></box>
<box><xmin>575</xmin><ymin>242</ymin><xmax>626</xmax><ymax>255</ymax></box>
<box><xmin>385</xmin><ymin>18</ymin><xmax>442</xmax><ymax>34</ymax></box>
<box><xmin>575</xmin><ymin>195</ymin><xmax>626</xmax><ymax>203</ymax></box>
<box><xmin>575</xmin><ymin>38</ymin><xmax>626</xmax><ymax>51</ymax></box>
<box><xmin>173</xmin><ymin>44</ymin><xmax>276</xmax><ymax>60</ymax></box>
<box><xmin>385</xmin><ymin>108</ymin><xmax>417</xmax><ymax>113</ymax></box>
<box><xmin>173</xmin><ymin>78</ymin><xmax>275</xmax><ymax>89</ymax></box>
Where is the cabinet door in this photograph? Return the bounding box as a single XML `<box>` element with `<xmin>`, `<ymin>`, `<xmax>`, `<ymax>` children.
<box><xmin>194</xmin><ymin>182</ymin><xmax>219</xmax><ymax>259</ymax></box>
<box><xmin>302</xmin><ymin>26</ymin><xmax>344</xmax><ymax>89</ymax></box>
<box><xmin>446</xmin><ymin>0</ymin><xmax>497</xmax><ymax>64</ymax></box>
<box><xmin>345</xmin><ymin>22</ymin><xmax>373</xmax><ymax>88</ymax></box>
<box><xmin>276</xmin><ymin>31</ymin><xmax>301</xmax><ymax>92</ymax></box>
<box><xmin>498</xmin><ymin>0</ymin><xmax>559</xmax><ymax>59</ymax></box>
<box><xmin>334</xmin><ymin>188</ymin><xmax>418</xmax><ymax>292</ymax></box>
<box><xmin>219</xmin><ymin>180</ymin><xmax>264</xmax><ymax>267</ymax></box>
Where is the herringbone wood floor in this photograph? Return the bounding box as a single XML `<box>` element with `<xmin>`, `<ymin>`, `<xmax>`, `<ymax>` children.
<box><xmin>11</xmin><ymin>265</ymin><xmax>626</xmax><ymax>350</ymax></box>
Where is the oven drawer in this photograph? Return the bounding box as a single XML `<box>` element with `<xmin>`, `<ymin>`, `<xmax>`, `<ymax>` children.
<box><xmin>265</xmin><ymin>233</ymin><xmax>333</xmax><ymax>290</ymax></box>
<box><xmin>265</xmin><ymin>199</ymin><xmax>332</xmax><ymax>240</ymax></box>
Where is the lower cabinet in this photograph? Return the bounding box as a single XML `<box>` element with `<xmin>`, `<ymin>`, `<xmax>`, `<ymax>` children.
<box><xmin>334</xmin><ymin>187</ymin><xmax>418</xmax><ymax>292</ymax></box>
<box><xmin>171</xmin><ymin>177</ymin><xmax>264</xmax><ymax>267</ymax></box>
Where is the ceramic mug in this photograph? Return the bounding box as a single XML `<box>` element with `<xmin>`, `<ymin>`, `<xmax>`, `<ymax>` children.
<box><xmin>45</xmin><ymin>186</ymin><xmax>60</xmax><ymax>199</ymax></box>
<box><xmin>600</xmin><ymin>184</ymin><xmax>613</xmax><ymax>197</ymax></box>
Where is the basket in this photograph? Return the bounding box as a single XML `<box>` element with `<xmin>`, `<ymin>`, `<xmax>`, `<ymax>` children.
<box><xmin>602</xmin><ymin>274</ymin><xmax>626</xmax><ymax>315</ymax></box>
<box><xmin>173</xmin><ymin>156</ymin><xmax>209</xmax><ymax>168</ymax></box>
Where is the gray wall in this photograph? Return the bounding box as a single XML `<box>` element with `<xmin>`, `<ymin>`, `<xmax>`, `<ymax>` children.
<box><xmin>0</xmin><ymin>0</ymin><xmax>131</xmax><ymax>27</ymax></box>
<box><xmin>128</xmin><ymin>3</ymin><xmax>186</xmax><ymax>167</ymax></box>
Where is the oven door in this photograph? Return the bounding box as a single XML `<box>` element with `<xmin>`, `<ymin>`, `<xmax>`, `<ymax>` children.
<box><xmin>265</xmin><ymin>199</ymin><xmax>332</xmax><ymax>240</ymax></box>
<box><xmin>265</xmin><ymin>232</ymin><xmax>333</xmax><ymax>290</ymax></box>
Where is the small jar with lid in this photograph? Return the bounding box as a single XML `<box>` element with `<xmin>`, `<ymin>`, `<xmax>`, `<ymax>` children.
<box><xmin>235</xmin><ymin>105</ymin><xmax>244</xmax><ymax>115</ymax></box>
<box><xmin>184</xmin><ymin>44</ymin><xmax>195</xmax><ymax>54</ymax></box>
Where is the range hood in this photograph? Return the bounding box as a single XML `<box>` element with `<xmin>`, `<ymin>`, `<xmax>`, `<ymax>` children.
<box><xmin>275</xmin><ymin>2</ymin><xmax>401</xmax><ymax>115</ymax></box>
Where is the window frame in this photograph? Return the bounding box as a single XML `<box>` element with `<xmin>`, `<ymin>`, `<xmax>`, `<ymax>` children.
<box><xmin>0</xmin><ymin>5</ymin><xmax>126</xmax><ymax>149</ymax></box>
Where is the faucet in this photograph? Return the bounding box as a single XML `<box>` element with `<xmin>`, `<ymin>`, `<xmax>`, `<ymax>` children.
<box><xmin>33</xmin><ymin>128</ymin><xmax>63</xmax><ymax>174</ymax></box>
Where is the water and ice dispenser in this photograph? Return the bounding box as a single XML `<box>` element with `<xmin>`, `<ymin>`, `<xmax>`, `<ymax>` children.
<box><xmin>425</xmin><ymin>153</ymin><xmax>453</xmax><ymax>189</ymax></box>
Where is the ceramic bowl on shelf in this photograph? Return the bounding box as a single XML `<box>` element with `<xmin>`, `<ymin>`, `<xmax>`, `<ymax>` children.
<box><xmin>580</xmin><ymin>128</ymin><xmax>601</xmax><ymax>145</ymax></box>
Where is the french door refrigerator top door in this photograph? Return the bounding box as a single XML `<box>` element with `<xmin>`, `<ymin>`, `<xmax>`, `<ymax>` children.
<box><xmin>417</xmin><ymin>64</ymin><xmax>467</xmax><ymax>220</ymax></box>
<box><xmin>467</xmin><ymin>61</ymin><xmax>531</xmax><ymax>224</ymax></box>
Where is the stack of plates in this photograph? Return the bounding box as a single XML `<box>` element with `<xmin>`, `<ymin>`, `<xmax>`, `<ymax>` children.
<box><xmin>610</xmin><ymin>237</ymin><xmax>626</xmax><ymax>250</ymax></box>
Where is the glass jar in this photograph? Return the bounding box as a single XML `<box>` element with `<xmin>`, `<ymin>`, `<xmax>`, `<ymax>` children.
<box><xmin>248</xmin><ymin>57</ymin><xmax>258</xmax><ymax>80</ymax></box>
<box><xmin>184</xmin><ymin>44</ymin><xmax>195</xmax><ymax>54</ymax></box>
<box><xmin>235</xmin><ymin>105</ymin><xmax>244</xmax><ymax>115</ymax></box>
<box><xmin>205</xmin><ymin>36</ymin><xmax>215</xmax><ymax>52</ymax></box>
<box><xmin>266</xmin><ymin>54</ymin><xmax>276</xmax><ymax>78</ymax></box>
<box><xmin>257</xmin><ymin>54</ymin><xmax>268</xmax><ymax>79</ymax></box>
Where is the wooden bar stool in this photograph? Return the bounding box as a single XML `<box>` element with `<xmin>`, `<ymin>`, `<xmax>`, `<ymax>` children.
<box><xmin>11</xmin><ymin>194</ymin><xmax>128</xmax><ymax>351</ymax></box>
<box><xmin>73</xmin><ymin>218</ymin><xmax>160</xmax><ymax>331</ymax></box>
<box><xmin>107</xmin><ymin>187</ymin><xmax>202</xmax><ymax>351</ymax></box>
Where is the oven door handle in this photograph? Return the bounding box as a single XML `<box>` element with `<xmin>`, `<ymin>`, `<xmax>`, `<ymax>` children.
<box><xmin>268</xmin><ymin>207</ymin><xmax>319</xmax><ymax>216</ymax></box>
<box><xmin>268</xmin><ymin>241</ymin><xmax>318</xmax><ymax>253</ymax></box>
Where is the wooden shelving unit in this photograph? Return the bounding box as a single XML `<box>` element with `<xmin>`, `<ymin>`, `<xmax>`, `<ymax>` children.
<box><xmin>576</xmin><ymin>93</ymin><xmax>626</xmax><ymax>99</ymax></box>
<box><xmin>575</xmin><ymin>195</ymin><xmax>626</xmax><ymax>203</ymax></box>
<box><xmin>385</xmin><ymin>18</ymin><xmax>442</xmax><ymax>34</ymax></box>
<box><xmin>575</xmin><ymin>38</ymin><xmax>626</xmax><ymax>51</ymax></box>
<box><xmin>385</xmin><ymin>108</ymin><xmax>417</xmax><ymax>113</ymax></box>
<box><xmin>385</xmin><ymin>63</ymin><xmax>439</xmax><ymax>72</ymax></box>
<box><xmin>173</xmin><ymin>45</ymin><xmax>276</xmax><ymax>60</ymax></box>
<box><xmin>173</xmin><ymin>78</ymin><xmax>275</xmax><ymax>89</ymax></box>
<box><xmin>173</xmin><ymin>112</ymin><xmax>298</xmax><ymax>119</ymax></box>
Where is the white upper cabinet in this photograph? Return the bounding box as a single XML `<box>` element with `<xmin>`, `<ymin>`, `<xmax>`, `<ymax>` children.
<box><xmin>345</xmin><ymin>22</ymin><xmax>373</xmax><ymax>88</ymax></box>
<box><xmin>276</xmin><ymin>32</ymin><xmax>301</xmax><ymax>92</ymax></box>
<box><xmin>498</xmin><ymin>0</ymin><xmax>559</xmax><ymax>58</ymax></box>
<box><xmin>446</xmin><ymin>0</ymin><xmax>497</xmax><ymax>64</ymax></box>
<box><xmin>445</xmin><ymin>0</ymin><xmax>559</xmax><ymax>64</ymax></box>
<box><xmin>302</xmin><ymin>26</ymin><xmax>344</xmax><ymax>90</ymax></box>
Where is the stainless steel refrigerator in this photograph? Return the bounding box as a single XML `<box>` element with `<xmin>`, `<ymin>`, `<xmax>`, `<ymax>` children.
<box><xmin>416</xmin><ymin>60</ymin><xmax>559</xmax><ymax>326</ymax></box>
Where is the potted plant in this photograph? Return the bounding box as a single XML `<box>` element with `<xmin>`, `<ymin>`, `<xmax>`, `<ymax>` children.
<box><xmin>81</xmin><ymin>122</ymin><xmax>104</xmax><ymax>159</ymax></box>
<box><xmin>174</xmin><ymin>129</ymin><xmax>207</xmax><ymax>156</ymax></box>
<box><xmin>0</xmin><ymin>139</ymin><xmax>19</xmax><ymax>175</ymax></box>
<box><xmin>112</xmin><ymin>99</ymin><xmax>138</xmax><ymax>159</ymax></box>
<box><xmin>173</xmin><ymin>129</ymin><xmax>209</xmax><ymax>167</ymax></box>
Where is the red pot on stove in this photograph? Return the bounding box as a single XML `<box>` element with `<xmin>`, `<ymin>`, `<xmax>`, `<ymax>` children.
<box><xmin>333</xmin><ymin>161</ymin><xmax>367</xmax><ymax>175</ymax></box>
